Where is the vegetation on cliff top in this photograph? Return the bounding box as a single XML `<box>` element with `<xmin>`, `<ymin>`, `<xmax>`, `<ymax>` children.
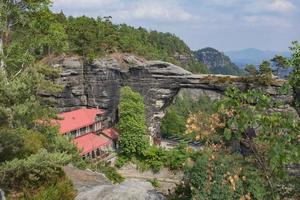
<box><xmin>194</xmin><ymin>47</ymin><xmax>244</xmax><ymax>76</ymax></box>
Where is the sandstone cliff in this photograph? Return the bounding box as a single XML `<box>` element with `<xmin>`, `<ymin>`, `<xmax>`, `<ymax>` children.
<box><xmin>44</xmin><ymin>54</ymin><xmax>292</xmax><ymax>136</ymax></box>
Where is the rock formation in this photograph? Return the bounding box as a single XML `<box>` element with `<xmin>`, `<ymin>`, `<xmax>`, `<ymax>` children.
<box><xmin>45</xmin><ymin>54</ymin><xmax>292</xmax><ymax>137</ymax></box>
<box><xmin>194</xmin><ymin>47</ymin><xmax>243</xmax><ymax>75</ymax></box>
<box><xmin>63</xmin><ymin>165</ymin><xmax>165</xmax><ymax>200</ymax></box>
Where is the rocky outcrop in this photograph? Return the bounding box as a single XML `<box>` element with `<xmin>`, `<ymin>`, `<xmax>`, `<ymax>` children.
<box><xmin>46</xmin><ymin>54</ymin><xmax>292</xmax><ymax>136</ymax></box>
<box><xmin>63</xmin><ymin>165</ymin><xmax>165</xmax><ymax>200</ymax></box>
<box><xmin>194</xmin><ymin>47</ymin><xmax>243</xmax><ymax>75</ymax></box>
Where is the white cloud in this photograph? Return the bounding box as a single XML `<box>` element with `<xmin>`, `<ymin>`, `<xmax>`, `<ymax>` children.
<box><xmin>207</xmin><ymin>0</ymin><xmax>241</xmax><ymax>7</ymax></box>
<box><xmin>266</xmin><ymin>0</ymin><xmax>296</xmax><ymax>13</ymax></box>
<box><xmin>53</xmin><ymin>0</ymin><xmax>116</xmax><ymax>6</ymax></box>
<box><xmin>243</xmin><ymin>0</ymin><xmax>296</xmax><ymax>15</ymax></box>
<box><xmin>115</xmin><ymin>1</ymin><xmax>194</xmax><ymax>22</ymax></box>
<box><xmin>207</xmin><ymin>0</ymin><xmax>296</xmax><ymax>14</ymax></box>
<box><xmin>243</xmin><ymin>15</ymin><xmax>292</xmax><ymax>27</ymax></box>
<box><xmin>51</xmin><ymin>0</ymin><xmax>195</xmax><ymax>22</ymax></box>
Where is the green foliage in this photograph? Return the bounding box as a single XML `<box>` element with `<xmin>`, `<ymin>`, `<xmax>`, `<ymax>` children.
<box><xmin>115</xmin><ymin>155</ymin><xmax>130</xmax><ymax>168</ymax></box>
<box><xmin>216</xmin><ymin>87</ymin><xmax>300</xmax><ymax>199</ymax></box>
<box><xmin>64</xmin><ymin>17</ymin><xmax>208</xmax><ymax>72</ymax></box>
<box><xmin>0</xmin><ymin>1</ymin><xmax>87</xmax><ymax>197</ymax></box>
<box><xmin>117</xmin><ymin>86</ymin><xmax>149</xmax><ymax>156</ymax></box>
<box><xmin>140</xmin><ymin>146</ymin><xmax>167</xmax><ymax>172</ymax></box>
<box><xmin>161</xmin><ymin>91</ymin><xmax>216</xmax><ymax>139</ymax></box>
<box><xmin>289</xmin><ymin>41</ymin><xmax>300</xmax><ymax>108</ymax></box>
<box><xmin>271</xmin><ymin>55</ymin><xmax>289</xmax><ymax>76</ymax></box>
<box><xmin>0</xmin><ymin>149</ymin><xmax>72</xmax><ymax>192</ymax></box>
<box><xmin>277</xmin><ymin>82</ymin><xmax>293</xmax><ymax>95</ymax></box>
<box><xmin>135</xmin><ymin>143</ymin><xmax>190</xmax><ymax>172</ymax></box>
<box><xmin>179</xmin><ymin>152</ymin><xmax>268</xmax><ymax>200</ymax></box>
<box><xmin>25</xmin><ymin>178</ymin><xmax>76</xmax><ymax>200</ymax></box>
<box><xmin>165</xmin><ymin>142</ymin><xmax>190</xmax><ymax>170</ymax></box>
<box><xmin>147</xmin><ymin>178</ymin><xmax>160</xmax><ymax>188</ymax></box>
<box><xmin>66</xmin><ymin>16</ymin><xmax>100</xmax><ymax>57</ymax></box>
<box><xmin>161</xmin><ymin>107</ymin><xmax>186</xmax><ymax>138</ymax></box>
<box><xmin>258</xmin><ymin>60</ymin><xmax>273</xmax><ymax>85</ymax></box>
<box><xmin>244</xmin><ymin>64</ymin><xmax>257</xmax><ymax>76</ymax></box>
<box><xmin>194</xmin><ymin>48</ymin><xmax>243</xmax><ymax>75</ymax></box>
<box><xmin>89</xmin><ymin>161</ymin><xmax>124</xmax><ymax>184</ymax></box>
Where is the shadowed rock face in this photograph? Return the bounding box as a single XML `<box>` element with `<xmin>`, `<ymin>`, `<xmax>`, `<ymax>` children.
<box><xmin>47</xmin><ymin>55</ymin><xmax>292</xmax><ymax>136</ymax></box>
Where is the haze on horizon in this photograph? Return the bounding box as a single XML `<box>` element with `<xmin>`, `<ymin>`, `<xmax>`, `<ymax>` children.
<box><xmin>51</xmin><ymin>0</ymin><xmax>300</xmax><ymax>52</ymax></box>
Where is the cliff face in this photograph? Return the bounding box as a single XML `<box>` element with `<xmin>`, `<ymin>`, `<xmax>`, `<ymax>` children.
<box><xmin>195</xmin><ymin>47</ymin><xmax>243</xmax><ymax>76</ymax></box>
<box><xmin>46</xmin><ymin>54</ymin><xmax>292</xmax><ymax>137</ymax></box>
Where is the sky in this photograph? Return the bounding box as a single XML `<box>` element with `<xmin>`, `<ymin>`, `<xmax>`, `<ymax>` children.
<box><xmin>51</xmin><ymin>0</ymin><xmax>300</xmax><ymax>52</ymax></box>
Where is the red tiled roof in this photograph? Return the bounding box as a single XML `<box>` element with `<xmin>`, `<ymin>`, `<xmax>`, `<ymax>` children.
<box><xmin>53</xmin><ymin>108</ymin><xmax>104</xmax><ymax>134</ymax></box>
<box><xmin>73</xmin><ymin>132</ymin><xmax>111</xmax><ymax>155</ymax></box>
<box><xmin>102</xmin><ymin>128</ymin><xmax>119</xmax><ymax>140</ymax></box>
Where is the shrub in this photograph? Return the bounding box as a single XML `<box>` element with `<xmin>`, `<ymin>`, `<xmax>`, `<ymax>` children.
<box><xmin>0</xmin><ymin>149</ymin><xmax>71</xmax><ymax>192</ymax></box>
<box><xmin>147</xmin><ymin>178</ymin><xmax>160</xmax><ymax>188</ymax></box>
<box><xmin>89</xmin><ymin>161</ymin><xmax>124</xmax><ymax>184</ymax></box>
<box><xmin>115</xmin><ymin>155</ymin><xmax>129</xmax><ymax>168</ymax></box>
<box><xmin>26</xmin><ymin>178</ymin><xmax>76</xmax><ymax>200</ymax></box>
<box><xmin>165</xmin><ymin>143</ymin><xmax>190</xmax><ymax>170</ymax></box>
<box><xmin>140</xmin><ymin>146</ymin><xmax>166</xmax><ymax>173</ymax></box>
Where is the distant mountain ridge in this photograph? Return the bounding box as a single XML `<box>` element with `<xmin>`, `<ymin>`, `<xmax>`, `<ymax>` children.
<box><xmin>225</xmin><ymin>48</ymin><xmax>290</xmax><ymax>68</ymax></box>
<box><xmin>194</xmin><ymin>47</ymin><xmax>244</xmax><ymax>76</ymax></box>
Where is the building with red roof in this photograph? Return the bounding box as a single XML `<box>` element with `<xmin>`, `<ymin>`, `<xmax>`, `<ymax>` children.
<box><xmin>102</xmin><ymin>128</ymin><xmax>119</xmax><ymax>149</ymax></box>
<box><xmin>73</xmin><ymin>132</ymin><xmax>112</xmax><ymax>158</ymax></box>
<box><xmin>53</xmin><ymin>108</ymin><xmax>105</xmax><ymax>137</ymax></box>
<box><xmin>102</xmin><ymin>128</ymin><xmax>119</xmax><ymax>140</ymax></box>
<box><xmin>52</xmin><ymin>108</ymin><xmax>118</xmax><ymax>159</ymax></box>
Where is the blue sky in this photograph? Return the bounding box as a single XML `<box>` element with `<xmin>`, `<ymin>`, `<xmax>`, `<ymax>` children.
<box><xmin>51</xmin><ymin>0</ymin><xmax>300</xmax><ymax>51</ymax></box>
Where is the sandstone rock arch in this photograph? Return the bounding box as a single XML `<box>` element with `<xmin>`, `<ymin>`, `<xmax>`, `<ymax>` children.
<box><xmin>47</xmin><ymin>55</ymin><xmax>292</xmax><ymax>136</ymax></box>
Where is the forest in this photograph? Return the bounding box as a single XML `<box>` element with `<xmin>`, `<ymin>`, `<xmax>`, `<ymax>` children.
<box><xmin>0</xmin><ymin>1</ymin><xmax>299</xmax><ymax>200</ymax></box>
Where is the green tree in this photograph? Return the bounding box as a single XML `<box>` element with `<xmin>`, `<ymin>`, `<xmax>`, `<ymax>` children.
<box><xmin>244</xmin><ymin>64</ymin><xmax>257</xmax><ymax>76</ymax></box>
<box><xmin>271</xmin><ymin>55</ymin><xmax>289</xmax><ymax>76</ymax></box>
<box><xmin>117</xmin><ymin>86</ymin><xmax>149</xmax><ymax>156</ymax></box>
<box><xmin>66</xmin><ymin>16</ymin><xmax>99</xmax><ymax>58</ymax></box>
<box><xmin>258</xmin><ymin>60</ymin><xmax>273</xmax><ymax>85</ymax></box>
<box><xmin>216</xmin><ymin>87</ymin><xmax>300</xmax><ymax>199</ymax></box>
<box><xmin>289</xmin><ymin>41</ymin><xmax>300</xmax><ymax>110</ymax></box>
<box><xmin>161</xmin><ymin>107</ymin><xmax>186</xmax><ymax>138</ymax></box>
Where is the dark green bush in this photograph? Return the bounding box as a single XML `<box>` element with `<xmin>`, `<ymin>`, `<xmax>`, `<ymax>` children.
<box><xmin>115</xmin><ymin>155</ymin><xmax>129</xmax><ymax>168</ymax></box>
<box><xmin>0</xmin><ymin>150</ymin><xmax>71</xmax><ymax>192</ymax></box>
<box><xmin>26</xmin><ymin>178</ymin><xmax>76</xmax><ymax>200</ymax></box>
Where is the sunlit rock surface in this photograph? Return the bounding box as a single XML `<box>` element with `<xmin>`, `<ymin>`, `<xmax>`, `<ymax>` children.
<box><xmin>63</xmin><ymin>165</ymin><xmax>165</xmax><ymax>200</ymax></box>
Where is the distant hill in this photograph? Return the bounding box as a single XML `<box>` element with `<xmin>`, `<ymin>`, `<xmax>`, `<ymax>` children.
<box><xmin>194</xmin><ymin>47</ymin><xmax>244</xmax><ymax>76</ymax></box>
<box><xmin>225</xmin><ymin>48</ymin><xmax>290</xmax><ymax>68</ymax></box>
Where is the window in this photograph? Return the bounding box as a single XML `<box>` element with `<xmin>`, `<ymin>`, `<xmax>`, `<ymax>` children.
<box><xmin>76</xmin><ymin>130</ymin><xmax>80</xmax><ymax>137</ymax></box>
<box><xmin>94</xmin><ymin>122</ymin><xmax>101</xmax><ymax>131</ymax></box>
<box><xmin>70</xmin><ymin>130</ymin><xmax>76</xmax><ymax>138</ymax></box>
<box><xmin>95</xmin><ymin>114</ymin><xmax>103</xmax><ymax>122</ymax></box>
<box><xmin>80</xmin><ymin>127</ymin><xmax>86</xmax><ymax>134</ymax></box>
<box><xmin>96</xmin><ymin>149</ymin><xmax>100</xmax><ymax>156</ymax></box>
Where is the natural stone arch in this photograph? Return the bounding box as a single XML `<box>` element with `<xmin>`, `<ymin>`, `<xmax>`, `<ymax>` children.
<box><xmin>46</xmin><ymin>55</ymin><xmax>292</xmax><ymax>137</ymax></box>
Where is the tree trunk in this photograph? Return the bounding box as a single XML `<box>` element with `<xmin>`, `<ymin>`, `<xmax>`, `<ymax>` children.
<box><xmin>0</xmin><ymin>36</ymin><xmax>8</xmax><ymax>82</ymax></box>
